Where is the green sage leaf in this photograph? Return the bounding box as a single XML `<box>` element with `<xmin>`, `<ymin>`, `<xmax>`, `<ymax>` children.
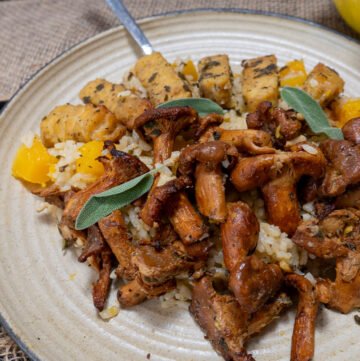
<box><xmin>280</xmin><ymin>87</ymin><xmax>344</xmax><ymax>140</ymax></box>
<box><xmin>75</xmin><ymin>167</ymin><xmax>162</xmax><ymax>230</ymax></box>
<box><xmin>157</xmin><ymin>97</ymin><xmax>225</xmax><ymax>117</ymax></box>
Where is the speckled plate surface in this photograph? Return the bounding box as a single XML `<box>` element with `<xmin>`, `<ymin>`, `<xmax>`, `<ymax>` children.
<box><xmin>1</xmin><ymin>10</ymin><xmax>360</xmax><ymax>361</ymax></box>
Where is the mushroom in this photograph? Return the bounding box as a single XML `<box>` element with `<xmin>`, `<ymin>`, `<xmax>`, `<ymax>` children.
<box><xmin>319</xmin><ymin>139</ymin><xmax>360</xmax><ymax>197</ymax></box>
<box><xmin>190</xmin><ymin>276</ymin><xmax>254</xmax><ymax>361</ymax></box>
<box><xmin>230</xmin><ymin>143</ymin><xmax>326</xmax><ymax>235</ymax></box>
<box><xmin>195</xmin><ymin>113</ymin><xmax>224</xmax><ymax>141</ymax></box>
<box><xmin>342</xmin><ymin>117</ymin><xmax>360</xmax><ymax>144</ymax></box>
<box><xmin>98</xmin><ymin>210</ymin><xmax>137</xmax><ymax>281</ymax></box>
<box><xmin>293</xmin><ymin>208</ymin><xmax>360</xmax><ymax>314</ymax></box>
<box><xmin>199</xmin><ymin>126</ymin><xmax>276</xmax><ymax>155</ymax></box>
<box><xmin>74</xmin><ymin>224</ymin><xmax>113</xmax><ymax>311</ymax></box>
<box><xmin>221</xmin><ymin>202</ymin><xmax>259</xmax><ymax>272</ymax></box>
<box><xmin>178</xmin><ymin>141</ymin><xmax>238</xmax><ymax>223</ymax></box>
<box><xmin>189</xmin><ymin>276</ymin><xmax>291</xmax><ymax>361</ymax></box>
<box><xmin>131</xmin><ymin>240</ymin><xmax>204</xmax><ymax>286</ymax></box>
<box><xmin>134</xmin><ymin>106</ymin><xmax>210</xmax><ymax>243</ymax></box>
<box><xmin>78</xmin><ymin>225</ymin><xmax>106</xmax><ymax>263</ymax></box>
<box><xmin>92</xmin><ymin>246</ymin><xmax>113</xmax><ymax>311</ymax></box>
<box><xmin>167</xmin><ymin>192</ymin><xmax>209</xmax><ymax>244</ymax></box>
<box><xmin>139</xmin><ymin>176</ymin><xmax>208</xmax><ymax>245</ymax></box>
<box><xmin>117</xmin><ymin>233</ymin><xmax>207</xmax><ymax>308</ymax></box>
<box><xmin>140</xmin><ymin>177</ymin><xmax>189</xmax><ymax>225</ymax></box>
<box><xmin>134</xmin><ymin>106</ymin><xmax>198</xmax><ymax>163</ymax></box>
<box><xmin>335</xmin><ymin>185</ymin><xmax>360</xmax><ymax>210</ymax></box>
<box><xmin>218</xmin><ymin>128</ymin><xmax>275</xmax><ymax>155</ymax></box>
<box><xmin>246</xmin><ymin>101</ymin><xmax>303</xmax><ymax>144</ymax></box>
<box><xmin>286</xmin><ymin>274</ymin><xmax>318</xmax><ymax>361</ymax></box>
<box><xmin>221</xmin><ymin>202</ymin><xmax>284</xmax><ymax>314</ymax></box>
<box><xmin>118</xmin><ymin>276</ymin><xmax>175</xmax><ymax>308</ymax></box>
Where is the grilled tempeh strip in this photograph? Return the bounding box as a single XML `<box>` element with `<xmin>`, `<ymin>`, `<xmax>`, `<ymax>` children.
<box><xmin>242</xmin><ymin>55</ymin><xmax>279</xmax><ymax>112</ymax></box>
<box><xmin>303</xmin><ymin>63</ymin><xmax>344</xmax><ymax>106</ymax></box>
<box><xmin>79</xmin><ymin>78</ymin><xmax>152</xmax><ymax>129</ymax></box>
<box><xmin>198</xmin><ymin>54</ymin><xmax>233</xmax><ymax>108</ymax></box>
<box><xmin>134</xmin><ymin>52</ymin><xmax>192</xmax><ymax>105</ymax></box>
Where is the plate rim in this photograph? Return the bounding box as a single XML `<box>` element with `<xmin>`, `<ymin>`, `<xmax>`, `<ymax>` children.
<box><xmin>1</xmin><ymin>8</ymin><xmax>359</xmax><ymax>361</ymax></box>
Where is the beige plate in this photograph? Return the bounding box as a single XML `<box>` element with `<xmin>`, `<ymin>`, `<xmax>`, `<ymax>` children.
<box><xmin>1</xmin><ymin>10</ymin><xmax>360</xmax><ymax>361</ymax></box>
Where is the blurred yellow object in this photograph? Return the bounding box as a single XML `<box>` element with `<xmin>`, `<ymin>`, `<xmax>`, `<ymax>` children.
<box><xmin>182</xmin><ymin>60</ymin><xmax>198</xmax><ymax>81</ymax></box>
<box><xmin>279</xmin><ymin>59</ymin><xmax>307</xmax><ymax>87</ymax></box>
<box><xmin>12</xmin><ymin>137</ymin><xmax>57</xmax><ymax>186</ymax></box>
<box><xmin>334</xmin><ymin>0</ymin><xmax>360</xmax><ymax>34</ymax></box>
<box><xmin>76</xmin><ymin>140</ymin><xmax>105</xmax><ymax>178</ymax></box>
<box><xmin>333</xmin><ymin>97</ymin><xmax>360</xmax><ymax>127</ymax></box>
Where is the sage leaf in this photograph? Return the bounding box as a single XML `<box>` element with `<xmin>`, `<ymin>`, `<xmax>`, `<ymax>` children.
<box><xmin>157</xmin><ymin>97</ymin><xmax>225</xmax><ymax>117</ymax></box>
<box><xmin>280</xmin><ymin>87</ymin><xmax>344</xmax><ymax>140</ymax></box>
<box><xmin>75</xmin><ymin>167</ymin><xmax>162</xmax><ymax>230</ymax></box>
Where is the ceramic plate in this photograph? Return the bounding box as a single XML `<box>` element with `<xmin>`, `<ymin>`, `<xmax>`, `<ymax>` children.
<box><xmin>1</xmin><ymin>10</ymin><xmax>360</xmax><ymax>361</ymax></box>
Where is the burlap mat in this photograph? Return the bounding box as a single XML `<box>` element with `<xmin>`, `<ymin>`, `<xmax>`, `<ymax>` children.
<box><xmin>0</xmin><ymin>0</ymin><xmax>359</xmax><ymax>359</ymax></box>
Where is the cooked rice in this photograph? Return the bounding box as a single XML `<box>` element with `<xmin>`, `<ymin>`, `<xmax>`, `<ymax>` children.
<box><xmin>220</xmin><ymin>110</ymin><xmax>248</xmax><ymax>130</ymax></box>
<box><xmin>256</xmin><ymin>222</ymin><xmax>307</xmax><ymax>272</ymax></box>
<box><xmin>231</xmin><ymin>65</ymin><xmax>246</xmax><ymax>113</ymax></box>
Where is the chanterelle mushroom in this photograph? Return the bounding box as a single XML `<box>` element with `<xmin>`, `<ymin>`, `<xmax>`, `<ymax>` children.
<box><xmin>319</xmin><ymin>139</ymin><xmax>360</xmax><ymax>197</ymax></box>
<box><xmin>246</xmin><ymin>101</ymin><xmax>303</xmax><ymax>145</ymax></box>
<box><xmin>190</xmin><ymin>276</ymin><xmax>291</xmax><ymax>361</ymax></box>
<box><xmin>231</xmin><ymin>143</ymin><xmax>326</xmax><ymax>235</ymax></box>
<box><xmin>200</xmin><ymin>126</ymin><xmax>276</xmax><ymax>155</ymax></box>
<box><xmin>342</xmin><ymin>117</ymin><xmax>360</xmax><ymax>145</ymax></box>
<box><xmin>139</xmin><ymin>176</ymin><xmax>208</xmax><ymax>245</ymax></box>
<box><xmin>178</xmin><ymin>141</ymin><xmax>238</xmax><ymax>223</ymax></box>
<box><xmin>286</xmin><ymin>274</ymin><xmax>318</xmax><ymax>361</ymax></box>
<box><xmin>221</xmin><ymin>202</ymin><xmax>284</xmax><ymax>314</ymax></box>
<box><xmin>134</xmin><ymin>106</ymin><xmax>198</xmax><ymax>163</ymax></box>
<box><xmin>293</xmin><ymin>208</ymin><xmax>360</xmax><ymax>314</ymax></box>
<box><xmin>135</xmin><ymin>106</ymin><xmax>210</xmax><ymax>243</ymax></box>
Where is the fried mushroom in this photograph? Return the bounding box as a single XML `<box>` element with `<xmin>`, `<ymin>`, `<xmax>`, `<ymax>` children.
<box><xmin>167</xmin><ymin>192</ymin><xmax>209</xmax><ymax>244</ymax></box>
<box><xmin>286</xmin><ymin>274</ymin><xmax>318</xmax><ymax>361</ymax></box>
<box><xmin>231</xmin><ymin>145</ymin><xmax>325</xmax><ymax>235</ymax></box>
<box><xmin>319</xmin><ymin>139</ymin><xmax>360</xmax><ymax>197</ymax></box>
<box><xmin>190</xmin><ymin>276</ymin><xmax>291</xmax><ymax>361</ymax></box>
<box><xmin>178</xmin><ymin>141</ymin><xmax>238</xmax><ymax>223</ymax></box>
<box><xmin>118</xmin><ymin>276</ymin><xmax>175</xmax><ymax>308</ymax></box>
<box><xmin>131</xmin><ymin>240</ymin><xmax>203</xmax><ymax>286</ymax></box>
<box><xmin>134</xmin><ymin>106</ymin><xmax>198</xmax><ymax>163</ymax></box>
<box><xmin>221</xmin><ymin>202</ymin><xmax>259</xmax><ymax>272</ymax></box>
<box><xmin>98</xmin><ymin>210</ymin><xmax>137</xmax><ymax>281</ymax></box>
<box><xmin>221</xmin><ymin>202</ymin><xmax>284</xmax><ymax>314</ymax></box>
<box><xmin>292</xmin><ymin>209</ymin><xmax>360</xmax><ymax>313</ymax></box>
<box><xmin>246</xmin><ymin>101</ymin><xmax>303</xmax><ymax>143</ymax></box>
<box><xmin>92</xmin><ymin>246</ymin><xmax>113</xmax><ymax>311</ymax></box>
<box><xmin>342</xmin><ymin>117</ymin><xmax>360</xmax><ymax>144</ymax></box>
<box><xmin>229</xmin><ymin>256</ymin><xmax>284</xmax><ymax>315</ymax></box>
<box><xmin>190</xmin><ymin>276</ymin><xmax>254</xmax><ymax>361</ymax></box>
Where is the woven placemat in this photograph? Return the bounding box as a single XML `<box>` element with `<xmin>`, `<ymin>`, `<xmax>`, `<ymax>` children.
<box><xmin>0</xmin><ymin>0</ymin><xmax>359</xmax><ymax>359</ymax></box>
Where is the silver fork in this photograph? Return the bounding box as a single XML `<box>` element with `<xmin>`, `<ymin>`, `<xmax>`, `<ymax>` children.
<box><xmin>106</xmin><ymin>0</ymin><xmax>153</xmax><ymax>55</ymax></box>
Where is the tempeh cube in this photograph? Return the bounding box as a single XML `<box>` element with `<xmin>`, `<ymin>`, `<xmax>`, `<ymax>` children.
<box><xmin>242</xmin><ymin>55</ymin><xmax>279</xmax><ymax>112</ymax></box>
<box><xmin>79</xmin><ymin>79</ymin><xmax>152</xmax><ymax>130</ymax></box>
<box><xmin>134</xmin><ymin>52</ymin><xmax>192</xmax><ymax>106</ymax></box>
<box><xmin>40</xmin><ymin>104</ymin><xmax>125</xmax><ymax>147</ymax></box>
<box><xmin>198</xmin><ymin>54</ymin><xmax>233</xmax><ymax>108</ymax></box>
<box><xmin>303</xmin><ymin>63</ymin><xmax>344</xmax><ymax>106</ymax></box>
